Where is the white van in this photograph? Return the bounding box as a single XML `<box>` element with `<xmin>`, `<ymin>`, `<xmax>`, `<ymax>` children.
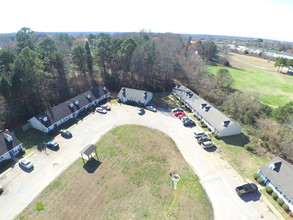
<box><xmin>201</xmin><ymin>141</ymin><xmax>214</xmax><ymax>149</ymax></box>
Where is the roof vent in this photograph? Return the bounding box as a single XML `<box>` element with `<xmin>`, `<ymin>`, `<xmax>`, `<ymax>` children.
<box><xmin>144</xmin><ymin>91</ymin><xmax>147</xmax><ymax>100</ymax></box>
<box><xmin>85</xmin><ymin>94</ymin><xmax>91</xmax><ymax>99</ymax></box>
<box><xmin>205</xmin><ymin>106</ymin><xmax>211</xmax><ymax>112</ymax></box>
<box><xmin>68</xmin><ymin>102</ymin><xmax>74</xmax><ymax>108</ymax></box>
<box><xmin>189</xmin><ymin>93</ymin><xmax>193</xmax><ymax>98</ymax></box>
<box><xmin>223</xmin><ymin>120</ymin><xmax>230</xmax><ymax>127</ymax></box>
<box><xmin>201</xmin><ymin>103</ymin><xmax>207</xmax><ymax>109</ymax></box>
<box><xmin>4</xmin><ymin>134</ymin><xmax>13</xmax><ymax>142</ymax></box>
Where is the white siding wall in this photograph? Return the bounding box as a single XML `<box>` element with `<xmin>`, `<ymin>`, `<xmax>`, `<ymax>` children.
<box><xmin>0</xmin><ymin>144</ymin><xmax>23</xmax><ymax>163</ymax></box>
<box><xmin>28</xmin><ymin>117</ymin><xmax>49</xmax><ymax>133</ymax></box>
<box><xmin>145</xmin><ymin>92</ymin><xmax>153</xmax><ymax>105</ymax></box>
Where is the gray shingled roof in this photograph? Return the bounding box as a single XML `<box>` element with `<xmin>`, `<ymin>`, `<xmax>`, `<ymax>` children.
<box><xmin>259</xmin><ymin>157</ymin><xmax>293</xmax><ymax>201</ymax></box>
<box><xmin>117</xmin><ymin>87</ymin><xmax>150</xmax><ymax>103</ymax></box>
<box><xmin>34</xmin><ymin>86</ymin><xmax>108</xmax><ymax>127</ymax></box>
<box><xmin>0</xmin><ymin>130</ymin><xmax>21</xmax><ymax>156</ymax></box>
<box><xmin>173</xmin><ymin>85</ymin><xmax>242</xmax><ymax>133</ymax></box>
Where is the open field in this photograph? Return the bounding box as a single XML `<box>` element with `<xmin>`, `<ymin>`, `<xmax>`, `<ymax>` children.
<box><xmin>16</xmin><ymin>125</ymin><xmax>212</xmax><ymax>220</ymax></box>
<box><xmin>208</xmin><ymin>63</ymin><xmax>293</xmax><ymax>107</ymax></box>
<box><xmin>228</xmin><ymin>53</ymin><xmax>279</xmax><ymax>74</ymax></box>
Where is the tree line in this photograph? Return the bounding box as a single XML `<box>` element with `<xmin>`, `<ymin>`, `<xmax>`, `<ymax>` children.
<box><xmin>0</xmin><ymin>28</ymin><xmax>292</xmax><ymax>162</ymax></box>
<box><xmin>274</xmin><ymin>57</ymin><xmax>293</xmax><ymax>72</ymax></box>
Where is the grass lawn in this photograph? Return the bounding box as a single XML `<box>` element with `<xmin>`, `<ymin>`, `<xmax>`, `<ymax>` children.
<box><xmin>212</xmin><ymin>134</ymin><xmax>268</xmax><ymax>179</ymax></box>
<box><xmin>16</xmin><ymin>125</ymin><xmax>212</xmax><ymax>220</ymax></box>
<box><xmin>208</xmin><ymin>65</ymin><xmax>293</xmax><ymax>107</ymax></box>
<box><xmin>260</xmin><ymin>189</ymin><xmax>292</xmax><ymax>220</ymax></box>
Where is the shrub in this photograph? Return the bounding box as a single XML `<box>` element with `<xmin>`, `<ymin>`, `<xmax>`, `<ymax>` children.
<box><xmin>265</xmin><ymin>186</ymin><xmax>273</xmax><ymax>194</ymax></box>
<box><xmin>253</xmin><ymin>173</ymin><xmax>260</xmax><ymax>180</ymax></box>
<box><xmin>244</xmin><ymin>144</ymin><xmax>255</xmax><ymax>152</ymax></box>
<box><xmin>277</xmin><ymin>198</ymin><xmax>284</xmax><ymax>206</ymax></box>
<box><xmin>257</xmin><ymin>177</ymin><xmax>264</xmax><ymax>185</ymax></box>
<box><xmin>282</xmin><ymin>203</ymin><xmax>289</xmax><ymax>211</ymax></box>
<box><xmin>36</xmin><ymin>202</ymin><xmax>44</xmax><ymax>211</ymax></box>
<box><xmin>272</xmin><ymin>192</ymin><xmax>278</xmax><ymax>200</ymax></box>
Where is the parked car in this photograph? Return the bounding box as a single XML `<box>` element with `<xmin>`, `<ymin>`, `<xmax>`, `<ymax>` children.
<box><xmin>101</xmin><ymin>105</ymin><xmax>111</xmax><ymax>111</ymax></box>
<box><xmin>183</xmin><ymin>119</ymin><xmax>195</xmax><ymax>126</ymax></box>
<box><xmin>138</xmin><ymin>108</ymin><xmax>145</xmax><ymax>115</ymax></box>
<box><xmin>174</xmin><ymin>111</ymin><xmax>185</xmax><ymax>117</ymax></box>
<box><xmin>172</xmin><ymin>108</ymin><xmax>183</xmax><ymax>112</ymax></box>
<box><xmin>19</xmin><ymin>158</ymin><xmax>34</xmax><ymax>169</ymax></box>
<box><xmin>60</xmin><ymin>129</ymin><xmax>72</xmax><ymax>138</ymax></box>
<box><xmin>235</xmin><ymin>183</ymin><xmax>258</xmax><ymax>196</ymax></box>
<box><xmin>96</xmin><ymin>107</ymin><xmax>107</xmax><ymax>114</ymax></box>
<box><xmin>46</xmin><ymin>141</ymin><xmax>59</xmax><ymax>150</ymax></box>
<box><xmin>0</xmin><ymin>185</ymin><xmax>3</xmax><ymax>195</ymax></box>
<box><xmin>194</xmin><ymin>132</ymin><xmax>207</xmax><ymax>139</ymax></box>
<box><xmin>146</xmin><ymin>105</ymin><xmax>157</xmax><ymax>112</ymax></box>
<box><xmin>201</xmin><ymin>141</ymin><xmax>215</xmax><ymax>149</ymax></box>
<box><xmin>178</xmin><ymin>113</ymin><xmax>187</xmax><ymax>119</ymax></box>
<box><xmin>197</xmin><ymin>136</ymin><xmax>211</xmax><ymax>144</ymax></box>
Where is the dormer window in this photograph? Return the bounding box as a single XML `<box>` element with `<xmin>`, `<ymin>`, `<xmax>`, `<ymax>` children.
<box><xmin>205</xmin><ymin>106</ymin><xmax>211</xmax><ymax>112</ymax></box>
<box><xmin>201</xmin><ymin>103</ymin><xmax>207</xmax><ymax>109</ymax></box>
<box><xmin>223</xmin><ymin>120</ymin><xmax>230</xmax><ymax>127</ymax></box>
<box><xmin>74</xmin><ymin>100</ymin><xmax>79</xmax><ymax>106</ymax></box>
<box><xmin>86</xmin><ymin>94</ymin><xmax>91</xmax><ymax>99</ymax></box>
<box><xmin>4</xmin><ymin>134</ymin><xmax>13</xmax><ymax>142</ymax></box>
<box><xmin>102</xmin><ymin>86</ymin><xmax>107</xmax><ymax>92</ymax></box>
<box><xmin>43</xmin><ymin>116</ymin><xmax>48</xmax><ymax>122</ymax></box>
<box><xmin>68</xmin><ymin>103</ymin><xmax>74</xmax><ymax>108</ymax></box>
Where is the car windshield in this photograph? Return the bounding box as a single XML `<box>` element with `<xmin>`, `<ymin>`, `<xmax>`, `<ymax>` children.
<box><xmin>23</xmin><ymin>160</ymin><xmax>30</xmax><ymax>165</ymax></box>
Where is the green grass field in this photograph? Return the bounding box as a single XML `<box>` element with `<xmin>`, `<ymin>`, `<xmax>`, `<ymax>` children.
<box><xmin>17</xmin><ymin>125</ymin><xmax>212</xmax><ymax>220</ymax></box>
<box><xmin>208</xmin><ymin>66</ymin><xmax>293</xmax><ymax>107</ymax></box>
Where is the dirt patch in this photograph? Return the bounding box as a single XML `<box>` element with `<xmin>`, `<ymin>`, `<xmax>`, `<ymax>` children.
<box><xmin>17</xmin><ymin>125</ymin><xmax>212</xmax><ymax>220</ymax></box>
<box><xmin>229</xmin><ymin>53</ymin><xmax>279</xmax><ymax>74</ymax></box>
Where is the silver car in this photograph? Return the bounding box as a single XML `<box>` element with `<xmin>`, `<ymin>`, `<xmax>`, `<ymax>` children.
<box><xmin>19</xmin><ymin>158</ymin><xmax>34</xmax><ymax>169</ymax></box>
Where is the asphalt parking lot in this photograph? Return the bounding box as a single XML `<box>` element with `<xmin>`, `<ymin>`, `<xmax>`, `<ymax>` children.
<box><xmin>0</xmin><ymin>104</ymin><xmax>280</xmax><ymax>220</ymax></box>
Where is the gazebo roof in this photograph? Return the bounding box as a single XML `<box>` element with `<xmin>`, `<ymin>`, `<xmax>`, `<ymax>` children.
<box><xmin>81</xmin><ymin>144</ymin><xmax>96</xmax><ymax>157</ymax></box>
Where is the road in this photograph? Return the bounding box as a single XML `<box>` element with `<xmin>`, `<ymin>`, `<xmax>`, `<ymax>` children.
<box><xmin>0</xmin><ymin>104</ymin><xmax>280</xmax><ymax>220</ymax></box>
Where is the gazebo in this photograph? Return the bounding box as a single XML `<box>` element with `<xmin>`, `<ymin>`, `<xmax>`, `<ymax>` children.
<box><xmin>80</xmin><ymin>144</ymin><xmax>99</xmax><ymax>164</ymax></box>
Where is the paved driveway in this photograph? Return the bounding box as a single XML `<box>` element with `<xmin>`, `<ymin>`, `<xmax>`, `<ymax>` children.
<box><xmin>0</xmin><ymin>104</ymin><xmax>280</xmax><ymax>220</ymax></box>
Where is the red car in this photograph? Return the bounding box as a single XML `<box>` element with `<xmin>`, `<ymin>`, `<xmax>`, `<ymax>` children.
<box><xmin>178</xmin><ymin>113</ymin><xmax>187</xmax><ymax>119</ymax></box>
<box><xmin>174</xmin><ymin>111</ymin><xmax>185</xmax><ymax>116</ymax></box>
<box><xmin>101</xmin><ymin>105</ymin><xmax>111</xmax><ymax>111</ymax></box>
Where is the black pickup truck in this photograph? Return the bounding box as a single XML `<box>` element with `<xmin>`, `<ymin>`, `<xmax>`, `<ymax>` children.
<box><xmin>235</xmin><ymin>183</ymin><xmax>258</xmax><ymax>196</ymax></box>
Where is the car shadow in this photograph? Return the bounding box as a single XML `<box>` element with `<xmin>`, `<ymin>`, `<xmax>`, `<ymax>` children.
<box><xmin>19</xmin><ymin>165</ymin><xmax>34</xmax><ymax>173</ymax></box>
<box><xmin>46</xmin><ymin>146</ymin><xmax>60</xmax><ymax>152</ymax></box>
<box><xmin>61</xmin><ymin>135</ymin><xmax>72</xmax><ymax>139</ymax></box>
<box><xmin>83</xmin><ymin>159</ymin><xmax>102</xmax><ymax>174</ymax></box>
<box><xmin>239</xmin><ymin>191</ymin><xmax>261</xmax><ymax>202</ymax></box>
<box><xmin>204</xmin><ymin>146</ymin><xmax>217</xmax><ymax>152</ymax></box>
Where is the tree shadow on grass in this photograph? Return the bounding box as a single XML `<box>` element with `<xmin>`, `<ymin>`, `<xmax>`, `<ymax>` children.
<box><xmin>217</xmin><ymin>133</ymin><xmax>249</xmax><ymax>147</ymax></box>
<box><xmin>83</xmin><ymin>159</ymin><xmax>102</xmax><ymax>174</ymax></box>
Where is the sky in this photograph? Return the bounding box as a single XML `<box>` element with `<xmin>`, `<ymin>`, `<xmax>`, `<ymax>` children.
<box><xmin>1</xmin><ymin>0</ymin><xmax>293</xmax><ymax>42</ymax></box>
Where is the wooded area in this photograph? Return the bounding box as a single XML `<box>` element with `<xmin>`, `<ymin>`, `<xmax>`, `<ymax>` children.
<box><xmin>0</xmin><ymin>28</ymin><xmax>292</xmax><ymax>162</ymax></box>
